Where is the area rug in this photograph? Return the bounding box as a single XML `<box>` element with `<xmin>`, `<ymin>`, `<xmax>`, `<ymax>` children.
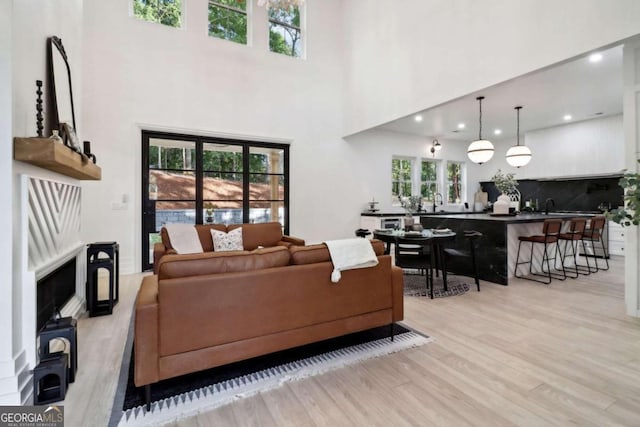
<box><xmin>110</xmin><ymin>322</ymin><xmax>431</xmax><ymax>426</ymax></box>
<box><xmin>403</xmin><ymin>272</ymin><xmax>471</xmax><ymax>297</ymax></box>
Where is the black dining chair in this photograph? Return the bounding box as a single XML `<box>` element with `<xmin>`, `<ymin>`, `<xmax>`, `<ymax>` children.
<box><xmin>442</xmin><ymin>230</ymin><xmax>482</xmax><ymax>291</ymax></box>
<box><xmin>394</xmin><ymin>236</ymin><xmax>436</xmax><ymax>299</ymax></box>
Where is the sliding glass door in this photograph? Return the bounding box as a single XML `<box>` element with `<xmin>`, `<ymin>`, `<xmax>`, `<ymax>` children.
<box><xmin>141</xmin><ymin>131</ymin><xmax>289</xmax><ymax>271</ymax></box>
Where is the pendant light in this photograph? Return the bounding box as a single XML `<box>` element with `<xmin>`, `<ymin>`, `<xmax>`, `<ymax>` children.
<box><xmin>505</xmin><ymin>106</ymin><xmax>532</xmax><ymax>167</ymax></box>
<box><xmin>467</xmin><ymin>96</ymin><xmax>494</xmax><ymax>164</ymax></box>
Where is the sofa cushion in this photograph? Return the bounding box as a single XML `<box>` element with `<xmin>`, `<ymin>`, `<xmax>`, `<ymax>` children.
<box><xmin>228</xmin><ymin>222</ymin><xmax>283</xmax><ymax>250</ymax></box>
<box><xmin>158</xmin><ymin>246</ymin><xmax>290</xmax><ymax>280</ymax></box>
<box><xmin>289</xmin><ymin>239</ymin><xmax>384</xmax><ymax>265</ymax></box>
<box><xmin>196</xmin><ymin>224</ymin><xmax>228</xmax><ymax>252</ymax></box>
<box><xmin>289</xmin><ymin>244</ymin><xmax>332</xmax><ymax>265</ymax></box>
<box><xmin>211</xmin><ymin>227</ymin><xmax>243</xmax><ymax>252</ymax></box>
<box><xmin>161</xmin><ymin>224</ymin><xmax>227</xmax><ymax>252</ymax></box>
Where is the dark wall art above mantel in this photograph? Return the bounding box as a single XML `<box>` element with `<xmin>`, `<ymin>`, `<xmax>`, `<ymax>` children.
<box><xmin>480</xmin><ymin>176</ymin><xmax>624</xmax><ymax>212</ymax></box>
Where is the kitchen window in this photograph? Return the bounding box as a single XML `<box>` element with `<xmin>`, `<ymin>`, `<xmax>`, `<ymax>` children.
<box><xmin>209</xmin><ymin>0</ymin><xmax>249</xmax><ymax>44</ymax></box>
<box><xmin>420</xmin><ymin>159</ymin><xmax>439</xmax><ymax>201</ymax></box>
<box><xmin>446</xmin><ymin>161</ymin><xmax>465</xmax><ymax>204</ymax></box>
<box><xmin>269</xmin><ymin>4</ymin><xmax>303</xmax><ymax>57</ymax></box>
<box><xmin>391</xmin><ymin>157</ymin><xmax>413</xmax><ymax>204</ymax></box>
<box><xmin>133</xmin><ymin>0</ymin><xmax>182</xmax><ymax>28</ymax></box>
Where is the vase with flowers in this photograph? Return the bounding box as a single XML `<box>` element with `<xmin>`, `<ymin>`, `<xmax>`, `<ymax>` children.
<box><xmin>491</xmin><ymin>169</ymin><xmax>518</xmax><ymax>214</ymax></box>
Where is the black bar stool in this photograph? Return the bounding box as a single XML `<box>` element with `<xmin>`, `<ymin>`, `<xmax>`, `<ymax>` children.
<box><xmin>514</xmin><ymin>219</ymin><xmax>565</xmax><ymax>284</ymax></box>
<box><xmin>557</xmin><ymin>218</ymin><xmax>589</xmax><ymax>278</ymax></box>
<box><xmin>579</xmin><ymin>216</ymin><xmax>609</xmax><ymax>272</ymax></box>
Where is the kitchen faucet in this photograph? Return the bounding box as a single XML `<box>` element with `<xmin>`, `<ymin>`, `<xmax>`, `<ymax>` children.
<box><xmin>544</xmin><ymin>198</ymin><xmax>555</xmax><ymax>215</ymax></box>
<box><xmin>434</xmin><ymin>193</ymin><xmax>443</xmax><ymax>212</ymax></box>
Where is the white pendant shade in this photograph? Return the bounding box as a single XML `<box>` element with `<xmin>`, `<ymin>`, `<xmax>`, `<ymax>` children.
<box><xmin>467</xmin><ymin>139</ymin><xmax>494</xmax><ymax>164</ymax></box>
<box><xmin>505</xmin><ymin>145</ymin><xmax>532</xmax><ymax>167</ymax></box>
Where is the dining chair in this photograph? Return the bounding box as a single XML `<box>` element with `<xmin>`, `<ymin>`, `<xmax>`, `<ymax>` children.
<box><xmin>442</xmin><ymin>230</ymin><xmax>482</xmax><ymax>291</ymax></box>
<box><xmin>394</xmin><ymin>236</ymin><xmax>436</xmax><ymax>299</ymax></box>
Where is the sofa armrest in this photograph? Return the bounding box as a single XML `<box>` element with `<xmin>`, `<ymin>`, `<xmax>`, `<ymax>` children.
<box><xmin>391</xmin><ymin>265</ymin><xmax>404</xmax><ymax>322</ymax></box>
<box><xmin>153</xmin><ymin>243</ymin><xmax>175</xmax><ymax>274</ymax></box>
<box><xmin>281</xmin><ymin>235</ymin><xmax>305</xmax><ymax>246</ymax></box>
<box><xmin>134</xmin><ymin>275</ymin><xmax>160</xmax><ymax>387</ymax></box>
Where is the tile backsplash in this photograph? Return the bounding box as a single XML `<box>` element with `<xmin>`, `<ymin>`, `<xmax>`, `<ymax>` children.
<box><xmin>480</xmin><ymin>176</ymin><xmax>624</xmax><ymax>211</ymax></box>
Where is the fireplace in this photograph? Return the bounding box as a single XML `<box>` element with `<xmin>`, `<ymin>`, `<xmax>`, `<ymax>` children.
<box><xmin>15</xmin><ymin>175</ymin><xmax>85</xmax><ymax>398</ymax></box>
<box><xmin>36</xmin><ymin>258</ymin><xmax>76</xmax><ymax>332</ymax></box>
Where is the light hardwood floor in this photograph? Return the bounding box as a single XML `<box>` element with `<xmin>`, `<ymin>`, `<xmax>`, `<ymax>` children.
<box><xmin>65</xmin><ymin>256</ymin><xmax>640</xmax><ymax>426</ymax></box>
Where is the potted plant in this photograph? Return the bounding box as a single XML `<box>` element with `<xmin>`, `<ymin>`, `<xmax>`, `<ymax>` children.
<box><xmin>491</xmin><ymin>169</ymin><xmax>518</xmax><ymax>194</ymax></box>
<box><xmin>204</xmin><ymin>202</ymin><xmax>217</xmax><ymax>223</ymax></box>
<box><xmin>491</xmin><ymin>169</ymin><xmax>518</xmax><ymax>214</ymax></box>
<box><xmin>400</xmin><ymin>195</ymin><xmax>423</xmax><ymax>214</ymax></box>
<box><xmin>607</xmin><ymin>160</ymin><xmax>640</xmax><ymax>227</ymax></box>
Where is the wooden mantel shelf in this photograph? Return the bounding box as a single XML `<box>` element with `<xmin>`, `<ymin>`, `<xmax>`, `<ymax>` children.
<box><xmin>14</xmin><ymin>137</ymin><xmax>102</xmax><ymax>180</ymax></box>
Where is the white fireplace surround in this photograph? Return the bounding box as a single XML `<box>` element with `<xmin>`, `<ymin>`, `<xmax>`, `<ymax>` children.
<box><xmin>16</xmin><ymin>175</ymin><xmax>86</xmax><ymax>402</ymax></box>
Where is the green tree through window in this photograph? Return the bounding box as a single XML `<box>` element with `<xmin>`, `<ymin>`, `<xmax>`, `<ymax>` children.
<box><xmin>447</xmin><ymin>162</ymin><xmax>464</xmax><ymax>203</ymax></box>
<box><xmin>392</xmin><ymin>158</ymin><xmax>413</xmax><ymax>202</ymax></box>
<box><xmin>269</xmin><ymin>6</ymin><xmax>301</xmax><ymax>57</ymax></box>
<box><xmin>209</xmin><ymin>0</ymin><xmax>248</xmax><ymax>44</ymax></box>
<box><xmin>421</xmin><ymin>160</ymin><xmax>438</xmax><ymax>201</ymax></box>
<box><xmin>133</xmin><ymin>0</ymin><xmax>182</xmax><ymax>27</ymax></box>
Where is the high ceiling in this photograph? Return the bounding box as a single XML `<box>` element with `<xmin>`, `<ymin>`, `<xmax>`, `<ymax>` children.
<box><xmin>378</xmin><ymin>45</ymin><xmax>623</xmax><ymax>142</ymax></box>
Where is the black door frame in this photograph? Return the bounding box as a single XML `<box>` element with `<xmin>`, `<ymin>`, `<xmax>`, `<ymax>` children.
<box><xmin>141</xmin><ymin>130</ymin><xmax>290</xmax><ymax>271</ymax></box>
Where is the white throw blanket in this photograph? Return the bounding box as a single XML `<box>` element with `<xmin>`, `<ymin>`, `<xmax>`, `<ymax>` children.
<box><xmin>324</xmin><ymin>238</ymin><xmax>379</xmax><ymax>283</ymax></box>
<box><xmin>164</xmin><ymin>224</ymin><xmax>203</xmax><ymax>254</ymax></box>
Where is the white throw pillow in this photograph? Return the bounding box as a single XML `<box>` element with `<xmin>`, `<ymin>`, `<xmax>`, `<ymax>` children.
<box><xmin>211</xmin><ymin>227</ymin><xmax>244</xmax><ymax>252</ymax></box>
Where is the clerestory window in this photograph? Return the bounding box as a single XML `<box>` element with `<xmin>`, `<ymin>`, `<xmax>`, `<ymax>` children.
<box><xmin>269</xmin><ymin>4</ymin><xmax>302</xmax><ymax>57</ymax></box>
<box><xmin>209</xmin><ymin>0</ymin><xmax>249</xmax><ymax>45</ymax></box>
<box><xmin>133</xmin><ymin>0</ymin><xmax>182</xmax><ymax>28</ymax></box>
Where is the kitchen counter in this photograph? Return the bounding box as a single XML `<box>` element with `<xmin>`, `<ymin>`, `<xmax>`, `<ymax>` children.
<box><xmin>360</xmin><ymin>211</ymin><xmax>473</xmax><ymax>217</ymax></box>
<box><xmin>420</xmin><ymin>212</ymin><xmax>595</xmax><ymax>223</ymax></box>
<box><xmin>420</xmin><ymin>212</ymin><xmax>599</xmax><ymax>285</ymax></box>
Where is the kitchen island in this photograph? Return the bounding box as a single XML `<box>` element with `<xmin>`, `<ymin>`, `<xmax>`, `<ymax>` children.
<box><xmin>420</xmin><ymin>212</ymin><xmax>596</xmax><ymax>285</ymax></box>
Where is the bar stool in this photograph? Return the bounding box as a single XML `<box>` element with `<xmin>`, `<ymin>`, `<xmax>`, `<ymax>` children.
<box><xmin>579</xmin><ymin>216</ymin><xmax>609</xmax><ymax>272</ymax></box>
<box><xmin>514</xmin><ymin>219</ymin><xmax>565</xmax><ymax>284</ymax></box>
<box><xmin>557</xmin><ymin>217</ymin><xmax>588</xmax><ymax>278</ymax></box>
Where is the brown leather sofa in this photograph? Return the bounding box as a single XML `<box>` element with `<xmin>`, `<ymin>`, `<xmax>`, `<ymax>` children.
<box><xmin>134</xmin><ymin>239</ymin><xmax>404</xmax><ymax>408</ymax></box>
<box><xmin>153</xmin><ymin>222</ymin><xmax>305</xmax><ymax>274</ymax></box>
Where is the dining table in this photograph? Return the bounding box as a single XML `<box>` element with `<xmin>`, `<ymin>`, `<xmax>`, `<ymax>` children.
<box><xmin>372</xmin><ymin>229</ymin><xmax>457</xmax><ymax>298</ymax></box>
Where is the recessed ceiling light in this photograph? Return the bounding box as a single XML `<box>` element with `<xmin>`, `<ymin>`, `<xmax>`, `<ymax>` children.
<box><xmin>563</xmin><ymin>114</ymin><xmax>572</xmax><ymax>121</ymax></box>
<box><xmin>589</xmin><ymin>53</ymin><xmax>603</xmax><ymax>63</ymax></box>
<box><xmin>414</xmin><ymin>115</ymin><xmax>423</xmax><ymax>122</ymax></box>
<box><xmin>494</xmin><ymin>129</ymin><xmax>502</xmax><ymax>135</ymax></box>
<box><xmin>457</xmin><ymin>123</ymin><xmax>465</xmax><ymax>129</ymax></box>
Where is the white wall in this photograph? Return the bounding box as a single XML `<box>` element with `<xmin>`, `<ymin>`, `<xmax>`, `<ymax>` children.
<box><xmin>344</xmin><ymin>129</ymin><xmax>485</xmax><ymax>212</ymax></box>
<box><xmin>474</xmin><ymin>114</ymin><xmax>624</xmax><ymax>182</ymax></box>
<box><xmin>343</xmin><ymin>0</ymin><xmax>640</xmax><ymax>136</ymax></box>
<box><xmin>81</xmin><ymin>0</ymin><xmax>352</xmax><ymax>270</ymax></box>
<box><xmin>6</xmin><ymin>0</ymin><xmax>84</xmax><ymax>404</ymax></box>
<box><xmin>0</xmin><ymin>0</ymin><xmax>17</xmax><ymax>405</ymax></box>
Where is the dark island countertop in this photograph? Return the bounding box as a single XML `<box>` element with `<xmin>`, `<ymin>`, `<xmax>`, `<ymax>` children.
<box><xmin>419</xmin><ymin>211</ymin><xmax>602</xmax><ymax>285</ymax></box>
<box><xmin>419</xmin><ymin>212</ymin><xmax>597</xmax><ymax>223</ymax></box>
